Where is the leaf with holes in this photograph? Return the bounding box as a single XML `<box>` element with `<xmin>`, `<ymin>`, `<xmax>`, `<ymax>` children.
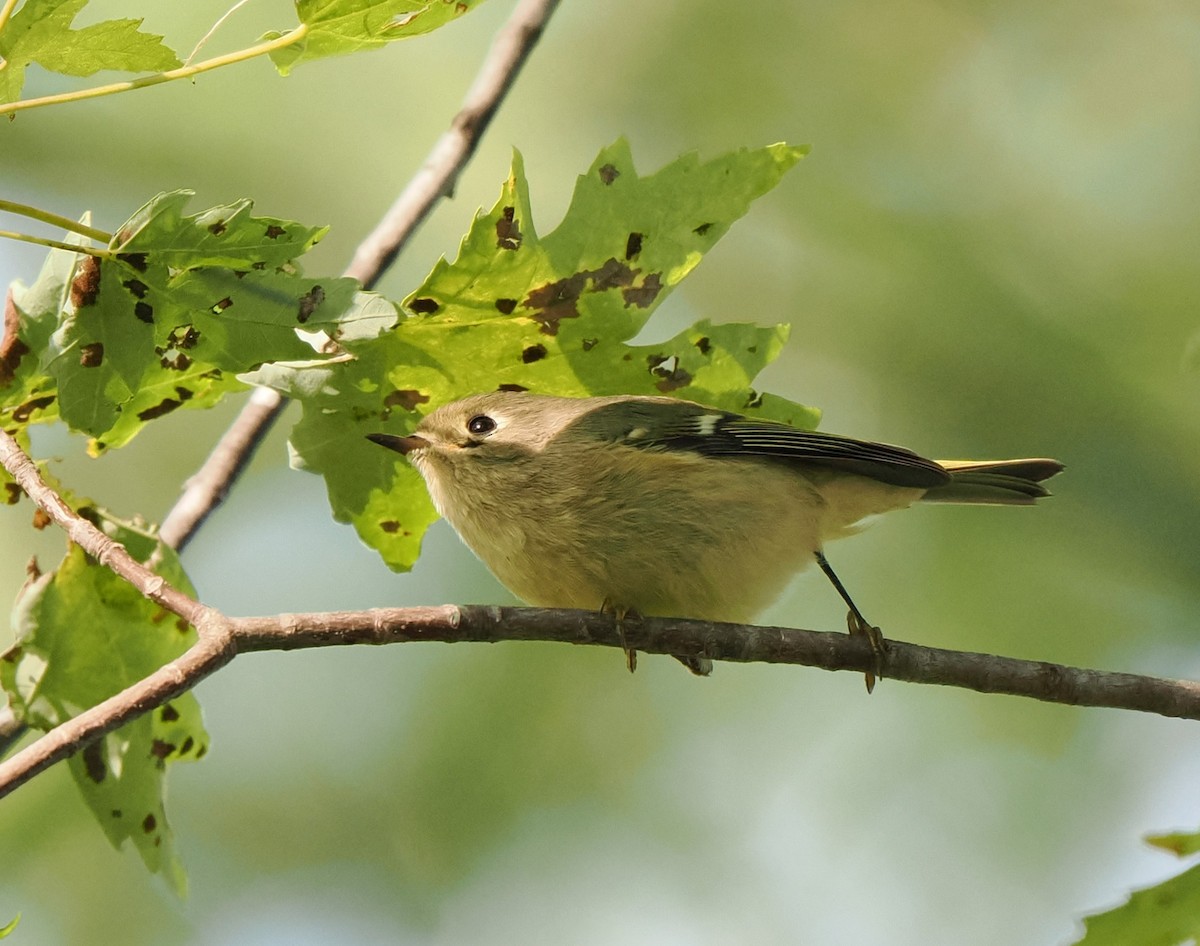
<box><xmin>16</xmin><ymin>191</ymin><xmax>398</xmax><ymax>453</ymax></box>
<box><xmin>245</xmin><ymin>139</ymin><xmax>816</xmax><ymax>570</ymax></box>
<box><xmin>1</xmin><ymin>511</ymin><xmax>207</xmax><ymax>895</ymax></box>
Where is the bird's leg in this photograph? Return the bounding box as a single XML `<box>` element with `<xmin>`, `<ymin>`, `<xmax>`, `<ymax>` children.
<box><xmin>815</xmin><ymin>551</ymin><xmax>884</xmax><ymax>693</ymax></box>
<box><xmin>601</xmin><ymin>598</ymin><xmax>638</xmax><ymax>673</ymax></box>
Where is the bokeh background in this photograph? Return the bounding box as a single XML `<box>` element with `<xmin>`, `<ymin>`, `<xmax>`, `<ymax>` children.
<box><xmin>4</xmin><ymin>0</ymin><xmax>1200</xmax><ymax>942</ymax></box>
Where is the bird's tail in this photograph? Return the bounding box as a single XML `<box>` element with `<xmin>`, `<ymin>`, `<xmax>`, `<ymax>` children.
<box><xmin>921</xmin><ymin>458</ymin><xmax>1064</xmax><ymax>505</ymax></box>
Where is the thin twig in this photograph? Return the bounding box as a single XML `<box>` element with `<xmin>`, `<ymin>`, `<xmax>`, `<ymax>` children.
<box><xmin>4</xmin><ymin>425</ymin><xmax>1200</xmax><ymax>800</ymax></box>
<box><xmin>156</xmin><ymin>0</ymin><xmax>563</xmax><ymax>552</ymax></box>
<box><xmin>185</xmin><ymin>0</ymin><xmax>258</xmax><ymax>66</ymax></box>
<box><xmin>0</xmin><ymin>27</ymin><xmax>307</xmax><ymax>117</ymax></box>
<box><xmin>0</xmin><ymin>199</ymin><xmax>111</xmax><ymax>243</ymax></box>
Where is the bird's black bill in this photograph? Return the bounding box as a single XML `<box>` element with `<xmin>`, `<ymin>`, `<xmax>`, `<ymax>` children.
<box><xmin>366</xmin><ymin>432</ymin><xmax>427</xmax><ymax>455</ymax></box>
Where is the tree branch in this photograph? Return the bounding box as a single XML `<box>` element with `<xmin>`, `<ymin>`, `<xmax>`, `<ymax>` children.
<box><xmin>5</xmin><ymin>416</ymin><xmax>1200</xmax><ymax>798</ymax></box>
<box><xmin>157</xmin><ymin>0</ymin><xmax>563</xmax><ymax>552</ymax></box>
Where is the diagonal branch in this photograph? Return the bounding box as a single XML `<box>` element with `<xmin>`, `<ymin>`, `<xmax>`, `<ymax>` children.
<box><xmin>157</xmin><ymin>0</ymin><xmax>563</xmax><ymax>551</ymax></box>
<box><xmin>4</xmin><ymin>423</ymin><xmax>1200</xmax><ymax>803</ymax></box>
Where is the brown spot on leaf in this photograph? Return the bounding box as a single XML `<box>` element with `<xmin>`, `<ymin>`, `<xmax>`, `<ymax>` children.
<box><xmin>211</xmin><ymin>297</ymin><xmax>233</xmax><ymax>315</ymax></box>
<box><xmin>3</xmin><ymin>482</ymin><xmax>21</xmax><ymax>504</ymax></box>
<box><xmin>208</xmin><ymin>219</ymin><xmax>227</xmax><ymax>236</ymax></box>
<box><xmin>1</xmin><ymin>644</ymin><xmax>20</xmax><ymax>663</ymax></box>
<box><xmin>521</xmin><ymin>343</ymin><xmax>547</xmax><ymax>364</ymax></box>
<box><xmin>745</xmin><ymin>390</ymin><xmax>764</xmax><ymax>409</ymax></box>
<box><xmin>180</xmin><ymin>737</ymin><xmax>194</xmax><ymax>754</ymax></box>
<box><xmin>122</xmin><ymin>278</ymin><xmax>149</xmax><ymax>298</ymax></box>
<box><xmin>79</xmin><ymin>342</ymin><xmax>104</xmax><ymax>367</ymax></box>
<box><xmin>167</xmin><ymin>325</ymin><xmax>200</xmax><ymax>350</ymax></box>
<box><xmin>590</xmin><ymin>258</ymin><xmax>635</xmax><ymax>291</ymax></box>
<box><xmin>380</xmin><ymin>520</ymin><xmax>401</xmax><ymax>533</ymax></box>
<box><xmin>159</xmin><ymin>352</ymin><xmax>191</xmax><ymax>372</ymax></box>
<box><xmin>747</xmin><ymin>345</ymin><xmax>758</xmax><ymax>354</ymax></box>
<box><xmin>134</xmin><ymin>301</ymin><xmax>154</xmax><ymax>324</ymax></box>
<box><xmin>496</xmin><ymin>206</ymin><xmax>522</xmax><ymax>250</ymax></box>
<box><xmin>650</xmin><ymin>355</ymin><xmax>692</xmax><ymax>393</ymax></box>
<box><xmin>12</xmin><ymin>395</ymin><xmax>55</xmax><ymax>422</ymax></box>
<box><xmin>521</xmin><ymin>259</ymin><xmax>637</xmax><ymax>335</ymax></box>
<box><xmin>117</xmin><ymin>252</ymin><xmax>148</xmax><ymax>272</ymax></box>
<box><xmin>142</xmin><ymin>813</ymin><xmax>157</xmax><ymax>833</ymax></box>
<box><xmin>31</xmin><ymin>508</ymin><xmax>51</xmax><ymax>530</ymax></box>
<box><xmin>693</xmin><ymin>223</ymin><xmax>713</xmax><ymax>236</ymax></box>
<box><xmin>694</xmin><ymin>336</ymin><xmax>712</xmax><ymax>356</ymax></box>
<box><xmin>625</xmin><ymin>232</ymin><xmax>643</xmax><ymax>260</ymax></box>
<box><xmin>70</xmin><ymin>256</ymin><xmax>101</xmax><ymax>308</ymax></box>
<box><xmin>622</xmin><ymin>272</ymin><xmax>662</xmax><ymax>309</ymax></box>
<box><xmin>160</xmin><ymin>704</ymin><xmax>180</xmax><ymax>722</ymax></box>
<box><xmin>0</xmin><ymin>289</ymin><xmax>30</xmax><ymax>387</ymax></box>
<box><xmin>408</xmin><ymin>297</ymin><xmax>439</xmax><ymax>315</ymax></box>
<box><xmin>82</xmin><ymin>741</ymin><xmax>106</xmax><ymax>783</ymax></box>
<box><xmin>581</xmin><ymin>337</ymin><xmax>598</xmax><ymax>351</ymax></box>
<box><xmin>265</xmin><ymin>225</ymin><xmax>286</xmax><ymax>240</ymax></box>
<box><xmin>137</xmin><ymin>397</ymin><xmax>184</xmax><ymax>421</ymax></box>
<box><xmin>495</xmin><ymin>298</ymin><xmax>517</xmax><ymax>314</ymax></box>
<box><xmin>497</xmin><ymin>383</ymin><xmax>529</xmax><ymax>392</ymax></box>
<box><xmin>598</xmin><ymin>164</ymin><xmax>619</xmax><ymax>185</ymax></box>
<box><xmin>383</xmin><ymin>389</ymin><xmax>429</xmax><ymax>412</ymax></box>
<box><xmin>150</xmin><ymin>739</ymin><xmax>175</xmax><ymax>761</ymax></box>
<box><xmin>111</xmin><ymin>809</ymin><xmax>122</xmax><ymax>818</ymax></box>
<box><xmin>297</xmin><ymin>285</ymin><xmax>325</xmax><ymax>323</ymax></box>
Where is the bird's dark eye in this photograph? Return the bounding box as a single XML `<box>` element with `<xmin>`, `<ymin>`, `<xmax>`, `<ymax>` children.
<box><xmin>466</xmin><ymin>414</ymin><xmax>496</xmax><ymax>436</ymax></box>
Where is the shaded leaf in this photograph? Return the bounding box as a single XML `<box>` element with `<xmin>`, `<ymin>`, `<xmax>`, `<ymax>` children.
<box><xmin>1</xmin><ymin>510</ymin><xmax>208</xmax><ymax>895</ymax></box>
<box><xmin>1075</xmin><ymin>860</ymin><xmax>1200</xmax><ymax>946</ymax></box>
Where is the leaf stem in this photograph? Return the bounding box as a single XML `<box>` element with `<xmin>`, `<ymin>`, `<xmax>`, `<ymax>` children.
<box><xmin>0</xmin><ymin>24</ymin><xmax>308</xmax><ymax>116</ymax></box>
<box><xmin>0</xmin><ymin>199</ymin><xmax>111</xmax><ymax>242</ymax></box>
<box><xmin>0</xmin><ymin>229</ymin><xmax>112</xmax><ymax>258</ymax></box>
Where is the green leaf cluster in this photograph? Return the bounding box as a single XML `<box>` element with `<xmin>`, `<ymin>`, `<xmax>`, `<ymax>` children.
<box><xmin>1</xmin><ymin>139</ymin><xmax>810</xmax><ymax>890</ymax></box>
<box><xmin>0</xmin><ymin>0</ymin><xmax>179</xmax><ymax>103</ymax></box>
<box><xmin>247</xmin><ymin>139</ymin><xmax>815</xmax><ymax>570</ymax></box>
<box><xmin>1</xmin><ymin>510</ymin><xmax>208</xmax><ymax>894</ymax></box>
<box><xmin>0</xmin><ymin>191</ymin><xmax>395</xmax><ymax>458</ymax></box>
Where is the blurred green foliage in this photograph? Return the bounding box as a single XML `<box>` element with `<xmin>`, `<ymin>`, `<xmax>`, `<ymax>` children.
<box><xmin>2</xmin><ymin>0</ymin><xmax>1200</xmax><ymax>944</ymax></box>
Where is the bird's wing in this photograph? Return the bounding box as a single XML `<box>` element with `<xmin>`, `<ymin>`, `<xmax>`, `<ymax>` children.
<box><xmin>646</xmin><ymin>412</ymin><xmax>951</xmax><ymax>489</ymax></box>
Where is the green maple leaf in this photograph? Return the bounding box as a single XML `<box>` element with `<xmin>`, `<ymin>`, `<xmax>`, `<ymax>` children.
<box><xmin>247</xmin><ymin>139</ymin><xmax>815</xmax><ymax>569</ymax></box>
<box><xmin>264</xmin><ymin>0</ymin><xmax>488</xmax><ymax>76</ymax></box>
<box><xmin>0</xmin><ymin>0</ymin><xmax>179</xmax><ymax>104</ymax></box>
<box><xmin>1</xmin><ymin>510</ymin><xmax>208</xmax><ymax>895</ymax></box>
<box><xmin>3</xmin><ymin>191</ymin><xmax>395</xmax><ymax>453</ymax></box>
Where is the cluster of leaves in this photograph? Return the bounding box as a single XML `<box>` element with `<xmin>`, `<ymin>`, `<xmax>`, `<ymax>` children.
<box><xmin>0</xmin><ymin>139</ymin><xmax>811</xmax><ymax>887</ymax></box>
<box><xmin>0</xmin><ymin>0</ymin><xmax>488</xmax><ymax>112</ymax></box>
<box><xmin>2</xmin><ymin>510</ymin><xmax>207</xmax><ymax>894</ymax></box>
<box><xmin>249</xmin><ymin>139</ymin><xmax>816</xmax><ymax>568</ymax></box>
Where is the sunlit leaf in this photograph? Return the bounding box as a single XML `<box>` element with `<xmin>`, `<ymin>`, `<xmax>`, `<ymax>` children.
<box><xmin>246</xmin><ymin>139</ymin><xmax>814</xmax><ymax>570</ymax></box>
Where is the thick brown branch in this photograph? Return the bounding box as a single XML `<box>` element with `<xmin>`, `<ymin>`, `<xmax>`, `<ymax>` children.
<box><xmin>157</xmin><ymin>0</ymin><xmax>563</xmax><ymax>552</ymax></box>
